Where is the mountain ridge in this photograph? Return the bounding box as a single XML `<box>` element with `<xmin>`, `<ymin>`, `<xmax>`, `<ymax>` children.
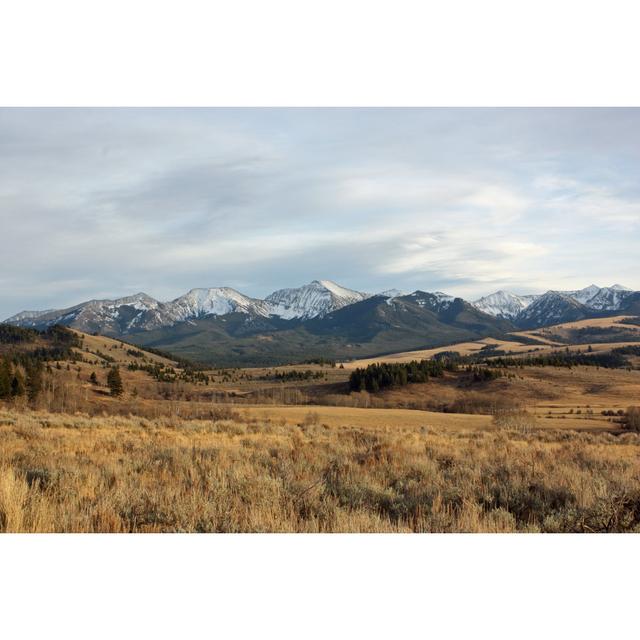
<box><xmin>5</xmin><ymin>280</ymin><xmax>638</xmax><ymax>344</ymax></box>
<box><xmin>5</xmin><ymin>279</ymin><xmax>371</xmax><ymax>333</ymax></box>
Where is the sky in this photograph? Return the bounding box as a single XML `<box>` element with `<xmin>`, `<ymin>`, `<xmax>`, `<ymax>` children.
<box><xmin>1</xmin><ymin>107</ymin><xmax>639</xmax><ymax>318</ymax></box>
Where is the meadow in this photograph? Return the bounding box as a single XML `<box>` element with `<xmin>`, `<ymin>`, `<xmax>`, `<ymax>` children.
<box><xmin>2</xmin><ymin>407</ymin><xmax>640</xmax><ymax>533</ymax></box>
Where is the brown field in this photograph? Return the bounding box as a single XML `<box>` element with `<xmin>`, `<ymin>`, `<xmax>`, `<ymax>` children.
<box><xmin>2</xmin><ymin>407</ymin><xmax>640</xmax><ymax>533</ymax></box>
<box><xmin>3</xmin><ymin>323</ymin><xmax>640</xmax><ymax>532</ymax></box>
<box><xmin>237</xmin><ymin>404</ymin><xmax>493</xmax><ymax>429</ymax></box>
<box><xmin>339</xmin><ymin>338</ymin><xmax>529</xmax><ymax>369</ymax></box>
<box><xmin>71</xmin><ymin>330</ymin><xmax>176</xmax><ymax>367</ymax></box>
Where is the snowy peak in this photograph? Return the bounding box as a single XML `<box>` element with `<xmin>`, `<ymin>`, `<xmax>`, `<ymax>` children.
<box><xmin>168</xmin><ymin>287</ymin><xmax>271</xmax><ymax>320</ymax></box>
<box><xmin>474</xmin><ymin>284</ymin><xmax>635</xmax><ymax>323</ymax></box>
<box><xmin>564</xmin><ymin>284</ymin><xmax>633</xmax><ymax>311</ymax></box>
<box><xmin>379</xmin><ymin>288</ymin><xmax>405</xmax><ymax>305</ymax></box>
<box><xmin>314</xmin><ymin>280</ymin><xmax>363</xmax><ymax>300</ymax></box>
<box><xmin>4</xmin><ymin>308</ymin><xmax>56</xmax><ymax>324</ymax></box>
<box><xmin>103</xmin><ymin>292</ymin><xmax>159</xmax><ymax>311</ymax></box>
<box><xmin>265</xmin><ymin>280</ymin><xmax>370</xmax><ymax>320</ymax></box>
<box><xmin>403</xmin><ymin>290</ymin><xmax>456</xmax><ymax>313</ymax></box>
<box><xmin>515</xmin><ymin>290</ymin><xmax>588</xmax><ymax>329</ymax></box>
<box><xmin>4</xmin><ymin>292</ymin><xmax>163</xmax><ymax>334</ymax></box>
<box><xmin>473</xmin><ymin>290</ymin><xmax>537</xmax><ymax>320</ymax></box>
<box><xmin>4</xmin><ymin>281</ymin><xmax>639</xmax><ymax>336</ymax></box>
<box><xmin>4</xmin><ymin>280</ymin><xmax>371</xmax><ymax>331</ymax></box>
<box><xmin>379</xmin><ymin>288</ymin><xmax>405</xmax><ymax>299</ymax></box>
<box><xmin>564</xmin><ymin>284</ymin><xmax>602</xmax><ymax>305</ymax></box>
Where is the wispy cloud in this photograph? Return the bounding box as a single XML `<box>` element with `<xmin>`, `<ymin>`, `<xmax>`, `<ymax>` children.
<box><xmin>1</xmin><ymin>108</ymin><xmax>639</xmax><ymax>316</ymax></box>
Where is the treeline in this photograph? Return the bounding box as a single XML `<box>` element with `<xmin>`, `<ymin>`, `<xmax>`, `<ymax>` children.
<box><xmin>0</xmin><ymin>324</ymin><xmax>39</xmax><ymax>344</ymax></box>
<box><xmin>0</xmin><ymin>323</ymin><xmax>81</xmax><ymax>347</ymax></box>
<box><xmin>299</xmin><ymin>357</ymin><xmax>337</xmax><ymax>367</ymax></box>
<box><xmin>349</xmin><ymin>359</ymin><xmax>451</xmax><ymax>393</ymax></box>
<box><xmin>0</xmin><ymin>358</ymin><xmax>43</xmax><ymax>401</ymax></box>
<box><xmin>465</xmin><ymin>365</ymin><xmax>507</xmax><ymax>382</ymax></box>
<box><xmin>127</xmin><ymin>361</ymin><xmax>210</xmax><ymax>385</ymax></box>
<box><xmin>260</xmin><ymin>369</ymin><xmax>326</xmax><ymax>382</ymax></box>
<box><xmin>0</xmin><ymin>325</ymin><xmax>84</xmax><ymax>403</ymax></box>
<box><xmin>488</xmin><ymin>350</ymin><xmax>630</xmax><ymax>369</ymax></box>
<box><xmin>116</xmin><ymin>338</ymin><xmax>205</xmax><ymax>370</ymax></box>
<box><xmin>612</xmin><ymin>345</ymin><xmax>640</xmax><ymax>356</ymax></box>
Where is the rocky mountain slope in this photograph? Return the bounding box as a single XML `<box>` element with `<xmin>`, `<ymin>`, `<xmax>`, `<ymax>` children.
<box><xmin>264</xmin><ymin>280</ymin><xmax>369</xmax><ymax>319</ymax></box>
<box><xmin>130</xmin><ymin>292</ymin><xmax>514</xmax><ymax>367</ymax></box>
<box><xmin>5</xmin><ymin>280</ymin><xmax>370</xmax><ymax>333</ymax></box>
<box><xmin>514</xmin><ymin>291</ymin><xmax>591</xmax><ymax>329</ymax></box>
<box><xmin>4</xmin><ymin>280</ymin><xmax>639</xmax><ymax>365</ymax></box>
<box><xmin>473</xmin><ymin>291</ymin><xmax>537</xmax><ymax>320</ymax></box>
<box><xmin>473</xmin><ymin>284</ymin><xmax>635</xmax><ymax>327</ymax></box>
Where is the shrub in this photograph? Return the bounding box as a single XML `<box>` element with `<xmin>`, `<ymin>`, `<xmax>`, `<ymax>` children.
<box><xmin>624</xmin><ymin>407</ymin><xmax>640</xmax><ymax>432</ymax></box>
<box><xmin>492</xmin><ymin>409</ymin><xmax>538</xmax><ymax>433</ymax></box>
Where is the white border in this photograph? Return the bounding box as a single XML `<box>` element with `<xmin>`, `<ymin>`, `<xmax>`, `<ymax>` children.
<box><xmin>1</xmin><ymin>0</ymin><xmax>640</xmax><ymax>106</ymax></box>
<box><xmin>2</xmin><ymin>1</ymin><xmax>640</xmax><ymax>637</ymax></box>
<box><xmin>1</xmin><ymin>534</ymin><xmax>638</xmax><ymax>638</ymax></box>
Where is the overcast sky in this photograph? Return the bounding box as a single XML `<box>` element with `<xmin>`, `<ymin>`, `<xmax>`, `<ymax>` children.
<box><xmin>1</xmin><ymin>107</ymin><xmax>639</xmax><ymax>318</ymax></box>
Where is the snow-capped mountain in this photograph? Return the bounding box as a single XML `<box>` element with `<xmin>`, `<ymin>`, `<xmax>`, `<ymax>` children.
<box><xmin>6</xmin><ymin>293</ymin><xmax>162</xmax><ymax>334</ymax></box>
<box><xmin>4</xmin><ymin>308</ymin><xmax>56</xmax><ymax>324</ymax></box>
<box><xmin>514</xmin><ymin>291</ymin><xmax>589</xmax><ymax>329</ymax></box>
<box><xmin>473</xmin><ymin>284</ymin><xmax>635</xmax><ymax>325</ymax></box>
<box><xmin>166</xmin><ymin>288</ymin><xmax>272</xmax><ymax>322</ymax></box>
<box><xmin>564</xmin><ymin>284</ymin><xmax>632</xmax><ymax>311</ymax></box>
<box><xmin>265</xmin><ymin>280</ymin><xmax>370</xmax><ymax>320</ymax></box>
<box><xmin>4</xmin><ymin>280</ymin><xmax>372</xmax><ymax>333</ymax></box>
<box><xmin>564</xmin><ymin>284</ymin><xmax>602</xmax><ymax>306</ymax></box>
<box><xmin>404</xmin><ymin>291</ymin><xmax>455</xmax><ymax>313</ymax></box>
<box><xmin>5</xmin><ymin>281</ymin><xmax>639</xmax><ymax>337</ymax></box>
<box><xmin>473</xmin><ymin>290</ymin><xmax>537</xmax><ymax>320</ymax></box>
<box><xmin>379</xmin><ymin>288</ymin><xmax>405</xmax><ymax>299</ymax></box>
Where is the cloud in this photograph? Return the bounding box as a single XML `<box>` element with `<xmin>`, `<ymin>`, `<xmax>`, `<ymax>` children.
<box><xmin>1</xmin><ymin>108</ymin><xmax>640</xmax><ymax>317</ymax></box>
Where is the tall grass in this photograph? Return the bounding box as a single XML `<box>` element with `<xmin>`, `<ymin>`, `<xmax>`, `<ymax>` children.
<box><xmin>1</xmin><ymin>408</ymin><xmax>639</xmax><ymax>533</ymax></box>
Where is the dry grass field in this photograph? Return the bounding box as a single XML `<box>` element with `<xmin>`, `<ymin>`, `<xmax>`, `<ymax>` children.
<box><xmin>71</xmin><ymin>331</ymin><xmax>176</xmax><ymax>367</ymax></box>
<box><xmin>2</xmin><ymin>407</ymin><xmax>640</xmax><ymax>533</ymax></box>
<box><xmin>3</xmin><ymin>322</ymin><xmax>640</xmax><ymax>533</ymax></box>
<box><xmin>235</xmin><ymin>404</ymin><xmax>493</xmax><ymax>429</ymax></box>
<box><xmin>339</xmin><ymin>338</ymin><xmax>529</xmax><ymax>368</ymax></box>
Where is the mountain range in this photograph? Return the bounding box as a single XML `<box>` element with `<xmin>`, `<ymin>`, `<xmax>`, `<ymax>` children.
<box><xmin>5</xmin><ymin>281</ymin><xmax>639</xmax><ymax>366</ymax></box>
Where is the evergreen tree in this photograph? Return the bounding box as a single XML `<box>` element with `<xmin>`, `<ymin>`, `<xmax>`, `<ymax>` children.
<box><xmin>0</xmin><ymin>359</ymin><xmax>12</xmax><ymax>399</ymax></box>
<box><xmin>107</xmin><ymin>367</ymin><xmax>124</xmax><ymax>397</ymax></box>
<box><xmin>11</xmin><ymin>370</ymin><xmax>26</xmax><ymax>397</ymax></box>
<box><xmin>25</xmin><ymin>362</ymin><xmax>43</xmax><ymax>403</ymax></box>
<box><xmin>90</xmin><ymin>371</ymin><xmax>98</xmax><ymax>385</ymax></box>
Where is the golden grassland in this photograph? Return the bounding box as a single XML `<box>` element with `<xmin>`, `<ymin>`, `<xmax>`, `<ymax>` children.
<box><xmin>23</xmin><ymin>327</ymin><xmax>640</xmax><ymax>433</ymax></box>
<box><xmin>3</xmin><ymin>325</ymin><xmax>640</xmax><ymax>533</ymax></box>
<box><xmin>40</xmin><ymin>360</ymin><xmax>639</xmax><ymax>433</ymax></box>
<box><xmin>70</xmin><ymin>330</ymin><xmax>176</xmax><ymax>367</ymax></box>
<box><xmin>340</xmin><ymin>316</ymin><xmax>640</xmax><ymax>369</ymax></box>
<box><xmin>339</xmin><ymin>338</ymin><xmax>528</xmax><ymax>368</ymax></box>
<box><xmin>2</xmin><ymin>407</ymin><xmax>640</xmax><ymax>533</ymax></box>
